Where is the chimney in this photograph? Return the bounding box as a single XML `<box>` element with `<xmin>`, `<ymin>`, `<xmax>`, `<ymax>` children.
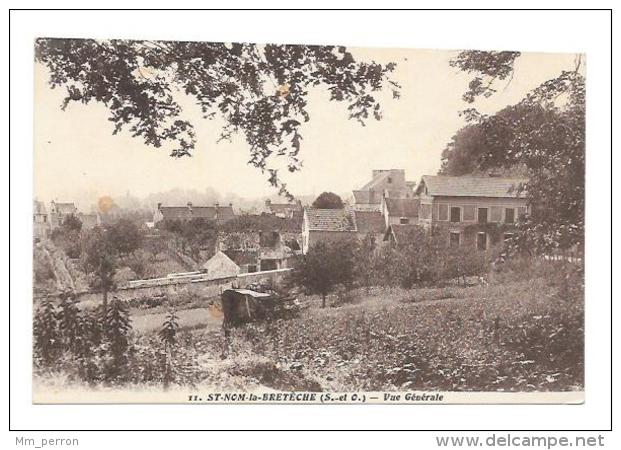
<box><xmin>157</xmin><ymin>202</ymin><xmax>162</xmax><ymax>210</ymax></box>
<box><xmin>187</xmin><ymin>202</ymin><xmax>193</xmax><ymax>213</ymax></box>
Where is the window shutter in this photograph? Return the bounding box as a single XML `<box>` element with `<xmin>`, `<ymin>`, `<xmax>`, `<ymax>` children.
<box><xmin>438</xmin><ymin>203</ymin><xmax>448</xmax><ymax>221</ymax></box>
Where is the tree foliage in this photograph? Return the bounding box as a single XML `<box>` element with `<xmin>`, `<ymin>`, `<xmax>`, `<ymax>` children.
<box><xmin>450</xmin><ymin>50</ymin><xmax>521</xmax><ymax>103</ymax></box>
<box><xmin>103</xmin><ymin>297</ymin><xmax>132</xmax><ymax>379</ymax></box>
<box><xmin>311</xmin><ymin>191</ymin><xmax>345</xmax><ymax>209</ymax></box>
<box><xmin>61</xmin><ymin>214</ymin><xmax>83</xmax><ymax>233</ymax></box>
<box><xmin>159</xmin><ymin>308</ymin><xmax>180</xmax><ymax>388</ymax></box>
<box><xmin>446</xmin><ymin>51</ymin><xmax>585</xmax><ymax>252</ymax></box>
<box><xmin>33</xmin><ymin>298</ymin><xmax>60</xmax><ymax>365</ymax></box>
<box><xmin>162</xmin><ymin>217</ymin><xmax>218</xmax><ymax>262</ymax></box>
<box><xmin>50</xmin><ymin>214</ymin><xmax>84</xmax><ymax>258</ymax></box>
<box><xmin>290</xmin><ymin>240</ymin><xmax>355</xmax><ymax>307</ymax></box>
<box><xmin>35</xmin><ymin>38</ymin><xmax>400</xmax><ymax>198</ymax></box>
<box><xmin>107</xmin><ymin>218</ymin><xmax>144</xmax><ymax>256</ymax></box>
<box><xmin>81</xmin><ymin>226</ymin><xmax>118</xmax><ymax>311</ymax></box>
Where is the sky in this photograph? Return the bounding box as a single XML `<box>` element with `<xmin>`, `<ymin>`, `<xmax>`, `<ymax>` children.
<box><xmin>33</xmin><ymin>44</ymin><xmax>580</xmax><ymax>209</ymax></box>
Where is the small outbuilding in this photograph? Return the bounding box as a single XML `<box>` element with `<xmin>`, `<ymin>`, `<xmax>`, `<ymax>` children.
<box><xmin>221</xmin><ymin>288</ymin><xmax>300</xmax><ymax>328</ymax></box>
<box><xmin>220</xmin><ymin>288</ymin><xmax>274</xmax><ymax>327</ymax></box>
<box><xmin>201</xmin><ymin>251</ymin><xmax>241</xmax><ymax>279</ymax></box>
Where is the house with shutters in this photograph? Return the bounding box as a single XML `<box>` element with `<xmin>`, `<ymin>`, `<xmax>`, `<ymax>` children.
<box><xmin>414</xmin><ymin>175</ymin><xmax>529</xmax><ymax>251</ymax></box>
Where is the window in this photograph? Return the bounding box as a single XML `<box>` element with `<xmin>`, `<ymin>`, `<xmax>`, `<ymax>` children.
<box><xmin>504</xmin><ymin>208</ymin><xmax>516</xmax><ymax>223</ymax></box>
<box><xmin>400</xmin><ymin>217</ymin><xmax>409</xmax><ymax>224</ymax></box>
<box><xmin>449</xmin><ymin>232</ymin><xmax>461</xmax><ymax>248</ymax></box>
<box><xmin>387</xmin><ymin>177</ymin><xmax>392</xmax><ymax>184</ymax></box>
<box><xmin>490</xmin><ymin>206</ymin><xmax>502</xmax><ymax>222</ymax></box>
<box><xmin>438</xmin><ymin>203</ymin><xmax>448</xmax><ymax>221</ymax></box>
<box><xmin>463</xmin><ymin>205</ymin><xmax>476</xmax><ymax>221</ymax></box>
<box><xmin>478</xmin><ymin>207</ymin><xmax>488</xmax><ymax>223</ymax></box>
<box><xmin>477</xmin><ymin>232</ymin><xmax>487</xmax><ymax>251</ymax></box>
<box><xmin>450</xmin><ymin>206</ymin><xmax>461</xmax><ymax>223</ymax></box>
<box><xmin>247</xmin><ymin>265</ymin><xmax>257</xmax><ymax>273</ymax></box>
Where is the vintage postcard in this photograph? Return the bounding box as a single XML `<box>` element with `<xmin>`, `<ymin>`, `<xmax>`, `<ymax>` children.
<box><xmin>32</xmin><ymin>38</ymin><xmax>584</xmax><ymax>404</ymax></box>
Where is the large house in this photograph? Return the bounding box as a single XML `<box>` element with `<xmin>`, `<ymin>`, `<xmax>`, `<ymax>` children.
<box><xmin>415</xmin><ymin>175</ymin><xmax>529</xmax><ymax>250</ymax></box>
<box><xmin>352</xmin><ymin>169</ymin><xmax>416</xmax><ymax>211</ymax></box>
<box><xmin>153</xmin><ymin>202</ymin><xmax>236</xmax><ymax>226</ymax></box>
<box><xmin>301</xmin><ymin>208</ymin><xmax>385</xmax><ymax>254</ymax></box>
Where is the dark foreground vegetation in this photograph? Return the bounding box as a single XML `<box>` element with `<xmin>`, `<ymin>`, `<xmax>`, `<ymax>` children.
<box><xmin>33</xmin><ymin>254</ymin><xmax>583</xmax><ymax>393</ymax></box>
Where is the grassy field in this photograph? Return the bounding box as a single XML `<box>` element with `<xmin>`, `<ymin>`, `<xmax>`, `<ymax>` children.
<box><xmin>33</xmin><ymin>262</ymin><xmax>584</xmax><ymax>394</ymax></box>
<box><xmin>212</xmin><ymin>278</ymin><xmax>583</xmax><ymax>392</ymax></box>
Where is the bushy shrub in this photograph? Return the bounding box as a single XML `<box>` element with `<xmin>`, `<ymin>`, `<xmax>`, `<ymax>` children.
<box><xmin>33</xmin><ymin>294</ymin><xmax>136</xmax><ymax>384</ymax></box>
<box><xmin>355</xmin><ymin>227</ymin><xmax>493</xmax><ymax>289</ymax></box>
<box><xmin>33</xmin><ymin>298</ymin><xmax>61</xmax><ymax>365</ymax></box>
<box><xmin>103</xmin><ymin>298</ymin><xmax>132</xmax><ymax>380</ymax></box>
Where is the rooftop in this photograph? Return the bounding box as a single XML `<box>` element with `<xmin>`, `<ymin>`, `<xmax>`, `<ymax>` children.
<box><xmin>383</xmin><ymin>197</ymin><xmax>419</xmax><ymax>218</ymax></box>
<box><xmin>305</xmin><ymin>208</ymin><xmax>356</xmax><ymax>232</ymax></box>
<box><xmin>418</xmin><ymin>175</ymin><xmax>528</xmax><ymax>198</ymax></box>
<box><xmin>158</xmin><ymin>204</ymin><xmax>236</xmax><ymax>223</ymax></box>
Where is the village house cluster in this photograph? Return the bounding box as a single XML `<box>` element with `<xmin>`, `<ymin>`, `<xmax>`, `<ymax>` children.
<box><xmin>34</xmin><ymin>169</ymin><xmax>529</xmax><ymax>282</ymax></box>
<box><xmin>33</xmin><ymin>200</ymin><xmax>100</xmax><ymax>240</ymax></box>
<box><xmin>303</xmin><ymin>169</ymin><xmax>529</xmax><ymax>253</ymax></box>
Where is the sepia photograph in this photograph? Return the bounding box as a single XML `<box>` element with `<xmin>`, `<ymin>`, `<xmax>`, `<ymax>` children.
<box><xmin>31</xmin><ymin>36</ymin><xmax>586</xmax><ymax>405</ymax></box>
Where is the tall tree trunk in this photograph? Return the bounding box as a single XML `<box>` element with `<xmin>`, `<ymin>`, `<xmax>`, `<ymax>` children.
<box><xmin>321</xmin><ymin>294</ymin><xmax>326</xmax><ymax>309</ymax></box>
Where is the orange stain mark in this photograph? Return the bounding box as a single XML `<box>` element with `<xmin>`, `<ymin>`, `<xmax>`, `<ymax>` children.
<box><xmin>98</xmin><ymin>196</ymin><xmax>115</xmax><ymax>214</ymax></box>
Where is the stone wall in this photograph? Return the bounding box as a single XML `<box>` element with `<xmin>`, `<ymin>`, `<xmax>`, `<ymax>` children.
<box><xmin>37</xmin><ymin>268</ymin><xmax>293</xmax><ymax>304</ymax></box>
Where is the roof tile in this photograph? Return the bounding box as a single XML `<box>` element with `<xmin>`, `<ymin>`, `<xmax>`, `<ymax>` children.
<box><xmin>420</xmin><ymin>175</ymin><xmax>528</xmax><ymax>198</ymax></box>
<box><xmin>305</xmin><ymin>208</ymin><xmax>356</xmax><ymax>232</ymax></box>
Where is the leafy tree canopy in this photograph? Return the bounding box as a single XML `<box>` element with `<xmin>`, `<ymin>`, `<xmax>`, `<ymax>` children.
<box><xmin>61</xmin><ymin>213</ymin><xmax>83</xmax><ymax>233</ymax></box>
<box><xmin>311</xmin><ymin>191</ymin><xmax>345</xmax><ymax>209</ymax></box>
<box><xmin>290</xmin><ymin>240</ymin><xmax>355</xmax><ymax>307</ymax></box>
<box><xmin>107</xmin><ymin>218</ymin><xmax>144</xmax><ymax>256</ymax></box>
<box><xmin>35</xmin><ymin>38</ymin><xmax>400</xmax><ymax>199</ymax></box>
<box><xmin>446</xmin><ymin>51</ymin><xmax>585</xmax><ymax>252</ymax></box>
